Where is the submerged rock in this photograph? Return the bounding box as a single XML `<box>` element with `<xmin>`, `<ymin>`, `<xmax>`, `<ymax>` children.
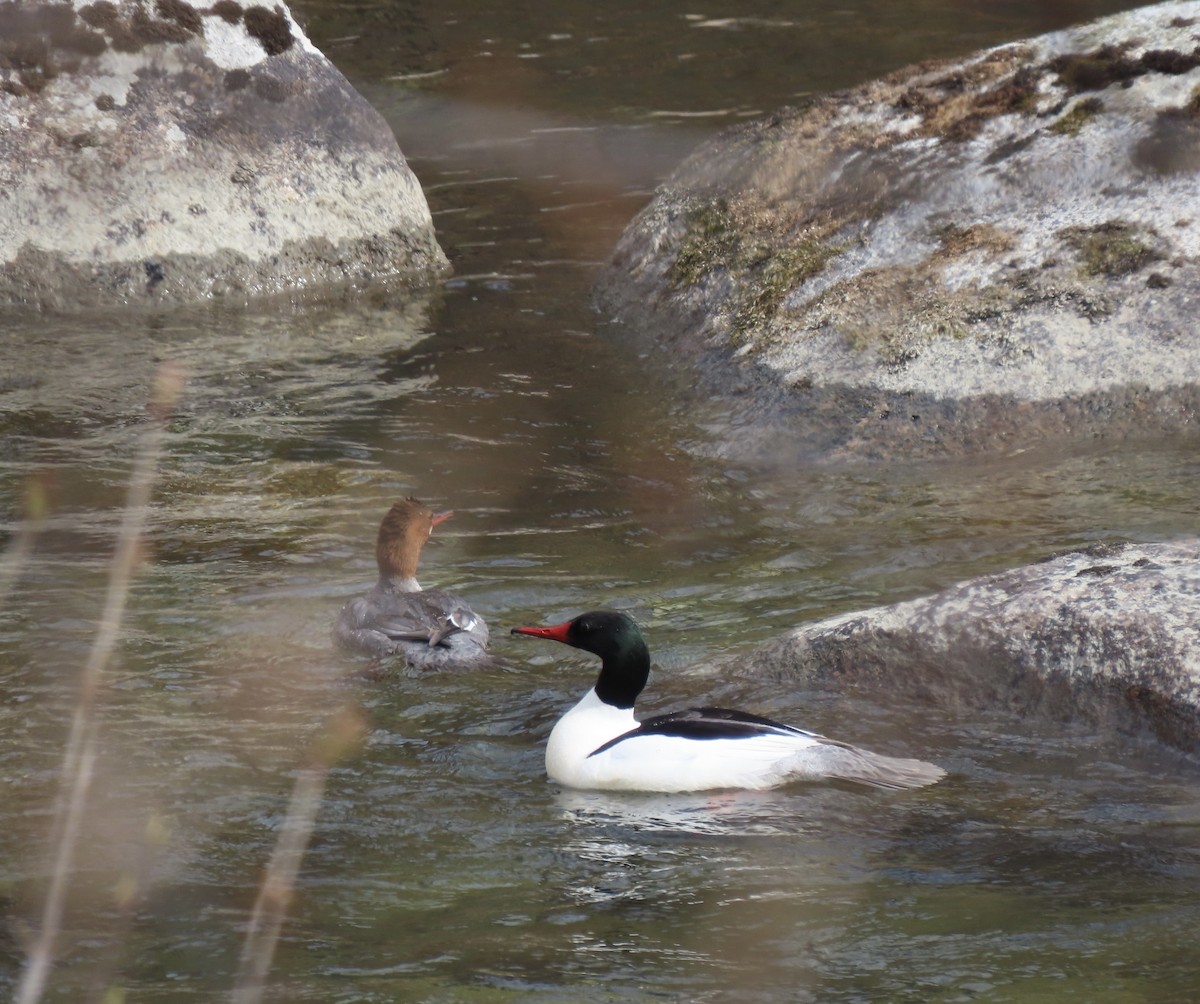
<box><xmin>739</xmin><ymin>540</ymin><xmax>1200</xmax><ymax>753</ymax></box>
<box><xmin>596</xmin><ymin>1</ymin><xmax>1200</xmax><ymax>459</ymax></box>
<box><xmin>0</xmin><ymin>0</ymin><xmax>447</xmax><ymax>310</ymax></box>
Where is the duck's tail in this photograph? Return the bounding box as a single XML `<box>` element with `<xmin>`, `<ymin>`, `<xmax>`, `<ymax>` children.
<box><xmin>812</xmin><ymin>742</ymin><xmax>948</xmax><ymax>790</ymax></box>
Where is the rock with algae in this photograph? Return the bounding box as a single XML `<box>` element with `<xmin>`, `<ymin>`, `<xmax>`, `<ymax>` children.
<box><xmin>597</xmin><ymin>1</ymin><xmax>1200</xmax><ymax>459</ymax></box>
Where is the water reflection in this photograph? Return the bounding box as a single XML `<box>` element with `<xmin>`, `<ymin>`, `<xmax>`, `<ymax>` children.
<box><xmin>558</xmin><ymin>787</ymin><xmax>811</xmax><ymax>838</ymax></box>
<box><xmin>5</xmin><ymin>267</ymin><xmax>1200</xmax><ymax>1000</ymax></box>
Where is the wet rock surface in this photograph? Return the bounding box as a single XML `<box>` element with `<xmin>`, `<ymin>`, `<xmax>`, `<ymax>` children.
<box><xmin>0</xmin><ymin>0</ymin><xmax>447</xmax><ymax>311</ymax></box>
<box><xmin>736</xmin><ymin>540</ymin><xmax>1200</xmax><ymax>753</ymax></box>
<box><xmin>596</xmin><ymin>1</ymin><xmax>1200</xmax><ymax>460</ymax></box>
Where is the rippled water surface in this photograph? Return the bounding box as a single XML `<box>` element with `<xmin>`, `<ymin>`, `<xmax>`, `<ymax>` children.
<box><xmin>4</xmin><ymin>1</ymin><xmax>1200</xmax><ymax>1001</ymax></box>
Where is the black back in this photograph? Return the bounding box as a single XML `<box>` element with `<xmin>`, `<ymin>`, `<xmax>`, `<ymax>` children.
<box><xmin>587</xmin><ymin>705</ymin><xmax>824</xmax><ymax>758</ymax></box>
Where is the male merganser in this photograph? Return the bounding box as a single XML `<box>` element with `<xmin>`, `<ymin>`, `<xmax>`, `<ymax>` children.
<box><xmin>512</xmin><ymin>610</ymin><xmax>946</xmax><ymax>792</ymax></box>
<box><xmin>334</xmin><ymin>497</ymin><xmax>490</xmax><ymax>668</ymax></box>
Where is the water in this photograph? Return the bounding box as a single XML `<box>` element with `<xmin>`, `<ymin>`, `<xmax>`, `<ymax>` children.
<box><xmin>3</xmin><ymin>0</ymin><xmax>1200</xmax><ymax>1000</ymax></box>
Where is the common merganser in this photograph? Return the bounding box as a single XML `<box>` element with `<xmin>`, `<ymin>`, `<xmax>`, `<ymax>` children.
<box><xmin>512</xmin><ymin>610</ymin><xmax>946</xmax><ymax>792</ymax></box>
<box><xmin>333</xmin><ymin>497</ymin><xmax>490</xmax><ymax>668</ymax></box>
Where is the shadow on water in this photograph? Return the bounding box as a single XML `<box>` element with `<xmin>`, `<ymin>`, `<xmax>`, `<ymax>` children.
<box><xmin>3</xmin><ymin>0</ymin><xmax>1200</xmax><ymax>1001</ymax></box>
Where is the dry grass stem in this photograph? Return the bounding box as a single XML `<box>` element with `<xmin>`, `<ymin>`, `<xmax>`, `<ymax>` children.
<box><xmin>16</xmin><ymin>363</ymin><xmax>185</xmax><ymax>1004</ymax></box>
<box><xmin>230</xmin><ymin>765</ymin><xmax>328</xmax><ymax>1004</ymax></box>
<box><xmin>0</xmin><ymin>476</ymin><xmax>48</xmax><ymax>607</ymax></box>
<box><xmin>232</xmin><ymin>708</ymin><xmax>365</xmax><ymax>1004</ymax></box>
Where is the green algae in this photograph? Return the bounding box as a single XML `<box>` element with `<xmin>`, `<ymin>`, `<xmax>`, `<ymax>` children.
<box><xmin>670</xmin><ymin>200</ymin><xmax>740</xmax><ymax>288</ymax></box>
<box><xmin>1062</xmin><ymin>222</ymin><xmax>1163</xmax><ymax>277</ymax></box>
<box><xmin>732</xmin><ymin>239</ymin><xmax>850</xmax><ymax>341</ymax></box>
<box><xmin>1049</xmin><ymin>96</ymin><xmax>1104</xmax><ymax>136</ymax></box>
<box><xmin>671</xmin><ymin>199</ymin><xmax>850</xmax><ymax>345</ymax></box>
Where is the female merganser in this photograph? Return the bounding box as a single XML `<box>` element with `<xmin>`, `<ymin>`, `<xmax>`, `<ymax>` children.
<box><xmin>512</xmin><ymin>610</ymin><xmax>946</xmax><ymax>792</ymax></box>
<box><xmin>334</xmin><ymin>497</ymin><xmax>490</xmax><ymax>668</ymax></box>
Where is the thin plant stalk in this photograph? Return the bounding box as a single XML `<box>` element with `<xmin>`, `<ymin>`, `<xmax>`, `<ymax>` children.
<box><xmin>231</xmin><ymin>709</ymin><xmax>364</xmax><ymax>1004</ymax></box>
<box><xmin>0</xmin><ymin>475</ymin><xmax>48</xmax><ymax>607</ymax></box>
<box><xmin>16</xmin><ymin>363</ymin><xmax>184</xmax><ymax>1004</ymax></box>
<box><xmin>230</xmin><ymin>764</ymin><xmax>328</xmax><ymax>1004</ymax></box>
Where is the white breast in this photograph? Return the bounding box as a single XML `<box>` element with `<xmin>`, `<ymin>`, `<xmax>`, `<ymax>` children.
<box><xmin>545</xmin><ymin>690</ymin><xmax>637</xmax><ymax>789</ymax></box>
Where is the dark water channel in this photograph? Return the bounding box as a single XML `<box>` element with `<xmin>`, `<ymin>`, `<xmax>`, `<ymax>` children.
<box><xmin>4</xmin><ymin>1</ymin><xmax>1200</xmax><ymax>1000</ymax></box>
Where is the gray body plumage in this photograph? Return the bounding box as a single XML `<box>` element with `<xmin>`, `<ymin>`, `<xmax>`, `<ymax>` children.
<box><xmin>334</xmin><ymin>581</ymin><xmax>491</xmax><ymax>668</ymax></box>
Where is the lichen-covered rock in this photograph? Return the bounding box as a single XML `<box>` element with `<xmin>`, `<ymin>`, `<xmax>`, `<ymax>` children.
<box><xmin>0</xmin><ymin>0</ymin><xmax>447</xmax><ymax>310</ymax></box>
<box><xmin>737</xmin><ymin>540</ymin><xmax>1200</xmax><ymax>752</ymax></box>
<box><xmin>597</xmin><ymin>1</ymin><xmax>1200</xmax><ymax>459</ymax></box>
